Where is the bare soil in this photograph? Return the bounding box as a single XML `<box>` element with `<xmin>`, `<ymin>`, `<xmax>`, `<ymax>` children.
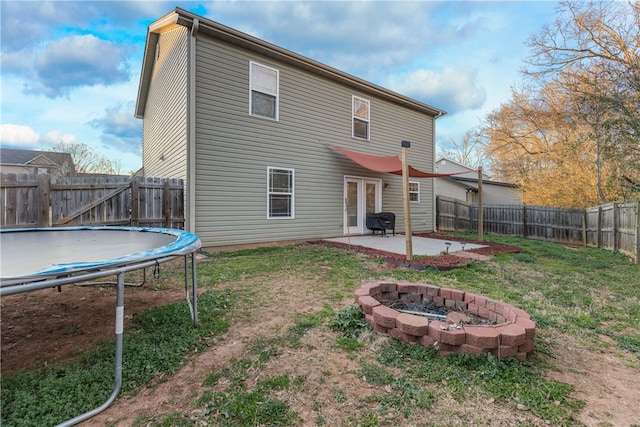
<box><xmin>1</xmin><ymin>242</ymin><xmax>638</xmax><ymax>426</ymax></box>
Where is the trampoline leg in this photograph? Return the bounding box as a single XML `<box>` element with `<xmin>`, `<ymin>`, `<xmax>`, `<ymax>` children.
<box><xmin>56</xmin><ymin>273</ymin><xmax>124</xmax><ymax>427</ymax></box>
<box><xmin>184</xmin><ymin>254</ymin><xmax>198</xmax><ymax>326</ymax></box>
<box><xmin>192</xmin><ymin>253</ymin><xmax>198</xmax><ymax>326</ymax></box>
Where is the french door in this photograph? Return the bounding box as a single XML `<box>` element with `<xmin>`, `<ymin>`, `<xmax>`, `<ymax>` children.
<box><xmin>344</xmin><ymin>177</ymin><xmax>382</xmax><ymax>235</ymax></box>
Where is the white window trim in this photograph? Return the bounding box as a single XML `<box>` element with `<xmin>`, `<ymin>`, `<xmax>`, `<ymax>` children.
<box><xmin>250</xmin><ymin>61</ymin><xmax>280</xmax><ymax>121</ymax></box>
<box><xmin>409</xmin><ymin>181</ymin><xmax>420</xmax><ymax>203</ymax></box>
<box><xmin>352</xmin><ymin>95</ymin><xmax>370</xmax><ymax>140</ymax></box>
<box><xmin>267</xmin><ymin>166</ymin><xmax>295</xmax><ymax>219</ymax></box>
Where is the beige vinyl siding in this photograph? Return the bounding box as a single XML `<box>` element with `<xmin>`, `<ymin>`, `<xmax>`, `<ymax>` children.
<box><xmin>142</xmin><ymin>27</ymin><xmax>188</xmax><ymax>181</ymax></box>
<box><xmin>193</xmin><ymin>35</ymin><xmax>436</xmax><ymax>247</ymax></box>
<box><xmin>437</xmin><ymin>179</ymin><xmax>470</xmax><ymax>202</ymax></box>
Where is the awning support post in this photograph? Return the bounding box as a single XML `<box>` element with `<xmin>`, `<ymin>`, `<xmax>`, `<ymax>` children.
<box><xmin>401</xmin><ymin>141</ymin><xmax>413</xmax><ymax>261</ymax></box>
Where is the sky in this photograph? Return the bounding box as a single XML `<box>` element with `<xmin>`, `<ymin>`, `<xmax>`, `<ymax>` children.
<box><xmin>0</xmin><ymin>0</ymin><xmax>559</xmax><ymax>173</ymax></box>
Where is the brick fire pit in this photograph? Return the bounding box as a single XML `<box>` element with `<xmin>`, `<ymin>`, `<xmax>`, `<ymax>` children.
<box><xmin>355</xmin><ymin>280</ymin><xmax>536</xmax><ymax>360</ymax></box>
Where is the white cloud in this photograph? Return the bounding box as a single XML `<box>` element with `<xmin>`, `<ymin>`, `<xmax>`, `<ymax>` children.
<box><xmin>0</xmin><ymin>49</ymin><xmax>32</xmax><ymax>75</ymax></box>
<box><xmin>25</xmin><ymin>35</ymin><xmax>132</xmax><ymax>98</ymax></box>
<box><xmin>91</xmin><ymin>102</ymin><xmax>140</xmax><ymax>138</ymax></box>
<box><xmin>385</xmin><ymin>67</ymin><xmax>487</xmax><ymax>114</ymax></box>
<box><xmin>0</xmin><ymin>1</ymin><xmax>162</xmax><ymax>52</ymax></box>
<box><xmin>42</xmin><ymin>130</ymin><xmax>81</xmax><ymax>146</ymax></box>
<box><xmin>0</xmin><ymin>124</ymin><xmax>40</xmax><ymax>148</ymax></box>
<box><xmin>88</xmin><ymin>102</ymin><xmax>142</xmax><ymax>155</ymax></box>
<box><xmin>205</xmin><ymin>1</ymin><xmax>442</xmax><ymax>76</ymax></box>
<box><xmin>2</xmin><ymin>2</ymin><xmax>136</xmax><ymax>99</ymax></box>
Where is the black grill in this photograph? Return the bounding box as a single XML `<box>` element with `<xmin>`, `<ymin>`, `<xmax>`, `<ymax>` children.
<box><xmin>366</xmin><ymin>212</ymin><xmax>396</xmax><ymax>237</ymax></box>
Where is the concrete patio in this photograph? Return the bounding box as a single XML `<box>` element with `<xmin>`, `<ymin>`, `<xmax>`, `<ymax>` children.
<box><xmin>325</xmin><ymin>234</ymin><xmax>487</xmax><ymax>257</ymax></box>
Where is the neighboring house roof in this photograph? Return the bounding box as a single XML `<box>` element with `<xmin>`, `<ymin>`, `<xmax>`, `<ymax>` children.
<box><xmin>443</xmin><ymin>176</ymin><xmax>520</xmax><ymax>192</ymax></box>
<box><xmin>1</xmin><ymin>148</ymin><xmax>74</xmax><ymax>170</ymax></box>
<box><xmin>435</xmin><ymin>158</ymin><xmax>490</xmax><ymax>179</ymax></box>
<box><xmin>435</xmin><ymin>158</ymin><xmax>476</xmax><ymax>171</ymax></box>
<box><xmin>135</xmin><ymin>7</ymin><xmax>447</xmax><ymax>120</ymax></box>
<box><xmin>435</xmin><ymin>157</ymin><xmax>518</xmax><ymax>189</ymax></box>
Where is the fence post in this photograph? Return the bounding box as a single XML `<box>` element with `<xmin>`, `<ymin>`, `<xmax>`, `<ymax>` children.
<box><xmin>130</xmin><ymin>178</ymin><xmax>139</xmax><ymax>226</ymax></box>
<box><xmin>37</xmin><ymin>174</ymin><xmax>51</xmax><ymax>227</ymax></box>
<box><xmin>635</xmin><ymin>200</ymin><xmax>640</xmax><ymax>264</ymax></box>
<box><xmin>163</xmin><ymin>180</ymin><xmax>171</xmax><ymax>228</ymax></box>
<box><xmin>454</xmin><ymin>199</ymin><xmax>459</xmax><ymax>231</ymax></box>
<box><xmin>522</xmin><ymin>205</ymin><xmax>528</xmax><ymax>239</ymax></box>
<box><xmin>596</xmin><ymin>206</ymin><xmax>602</xmax><ymax>248</ymax></box>
<box><xmin>582</xmin><ymin>210</ymin><xmax>587</xmax><ymax>248</ymax></box>
<box><xmin>435</xmin><ymin>196</ymin><xmax>440</xmax><ymax>231</ymax></box>
<box><xmin>613</xmin><ymin>202</ymin><xmax>619</xmax><ymax>251</ymax></box>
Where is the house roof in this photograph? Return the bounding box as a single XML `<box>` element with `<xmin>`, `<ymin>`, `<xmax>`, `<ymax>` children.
<box><xmin>435</xmin><ymin>158</ymin><xmax>479</xmax><ymax>173</ymax></box>
<box><xmin>445</xmin><ymin>176</ymin><xmax>520</xmax><ymax>191</ymax></box>
<box><xmin>135</xmin><ymin>8</ymin><xmax>447</xmax><ymax>120</ymax></box>
<box><xmin>435</xmin><ymin>157</ymin><xmax>491</xmax><ymax>179</ymax></box>
<box><xmin>0</xmin><ymin>148</ymin><xmax>74</xmax><ymax>168</ymax></box>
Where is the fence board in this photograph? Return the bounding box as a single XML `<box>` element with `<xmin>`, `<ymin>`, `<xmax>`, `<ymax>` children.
<box><xmin>1</xmin><ymin>174</ymin><xmax>39</xmax><ymax>227</ymax></box>
<box><xmin>1</xmin><ymin>173</ymin><xmax>184</xmax><ymax>230</ymax></box>
<box><xmin>436</xmin><ymin>196</ymin><xmax>472</xmax><ymax>231</ymax></box>
<box><xmin>437</xmin><ymin>196</ymin><xmax>639</xmax><ymax>263</ymax></box>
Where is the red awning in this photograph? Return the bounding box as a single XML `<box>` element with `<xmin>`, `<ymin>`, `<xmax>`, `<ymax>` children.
<box><xmin>330</xmin><ymin>145</ymin><xmax>461</xmax><ymax>178</ymax></box>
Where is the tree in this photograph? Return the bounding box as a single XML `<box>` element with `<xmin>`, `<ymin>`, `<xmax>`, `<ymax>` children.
<box><xmin>50</xmin><ymin>141</ymin><xmax>122</xmax><ymax>175</ymax></box>
<box><xmin>438</xmin><ymin>128</ymin><xmax>487</xmax><ymax>170</ymax></box>
<box><xmin>482</xmin><ymin>81</ymin><xmax>606</xmax><ymax>207</ymax></box>
<box><xmin>523</xmin><ymin>0</ymin><xmax>640</xmax><ymax>200</ymax></box>
<box><xmin>482</xmin><ymin>0</ymin><xmax>639</xmax><ymax>206</ymax></box>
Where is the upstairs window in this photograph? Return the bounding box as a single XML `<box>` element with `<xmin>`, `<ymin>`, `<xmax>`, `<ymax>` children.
<box><xmin>409</xmin><ymin>181</ymin><xmax>420</xmax><ymax>202</ymax></box>
<box><xmin>267</xmin><ymin>167</ymin><xmax>294</xmax><ymax>218</ymax></box>
<box><xmin>250</xmin><ymin>61</ymin><xmax>279</xmax><ymax>120</ymax></box>
<box><xmin>352</xmin><ymin>96</ymin><xmax>370</xmax><ymax>140</ymax></box>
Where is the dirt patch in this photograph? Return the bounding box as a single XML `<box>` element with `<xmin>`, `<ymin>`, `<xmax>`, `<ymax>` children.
<box><xmin>544</xmin><ymin>331</ymin><xmax>640</xmax><ymax>426</ymax></box>
<box><xmin>1</xmin><ymin>278</ymin><xmax>185</xmax><ymax>372</ymax></box>
<box><xmin>2</xmin><ymin>241</ymin><xmax>638</xmax><ymax>426</ymax></box>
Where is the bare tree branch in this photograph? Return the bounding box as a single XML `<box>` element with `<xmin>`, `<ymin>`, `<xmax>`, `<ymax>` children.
<box><xmin>49</xmin><ymin>141</ymin><xmax>122</xmax><ymax>175</ymax></box>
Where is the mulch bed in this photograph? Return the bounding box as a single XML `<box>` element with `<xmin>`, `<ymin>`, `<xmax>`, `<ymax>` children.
<box><xmin>312</xmin><ymin>233</ymin><xmax>522</xmax><ymax>270</ymax></box>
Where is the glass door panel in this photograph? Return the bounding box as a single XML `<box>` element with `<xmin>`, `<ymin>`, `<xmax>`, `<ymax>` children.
<box><xmin>346</xmin><ymin>181</ymin><xmax>359</xmax><ymax>227</ymax></box>
<box><xmin>365</xmin><ymin>182</ymin><xmax>377</xmax><ymax>216</ymax></box>
<box><xmin>344</xmin><ymin>177</ymin><xmax>381</xmax><ymax>236</ymax></box>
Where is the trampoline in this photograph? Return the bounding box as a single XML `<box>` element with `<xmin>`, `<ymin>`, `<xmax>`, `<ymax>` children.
<box><xmin>0</xmin><ymin>226</ymin><xmax>202</xmax><ymax>426</ymax></box>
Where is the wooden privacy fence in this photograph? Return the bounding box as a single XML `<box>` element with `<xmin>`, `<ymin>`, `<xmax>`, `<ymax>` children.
<box><xmin>1</xmin><ymin>173</ymin><xmax>185</xmax><ymax>229</ymax></box>
<box><xmin>436</xmin><ymin>195</ymin><xmax>640</xmax><ymax>263</ymax></box>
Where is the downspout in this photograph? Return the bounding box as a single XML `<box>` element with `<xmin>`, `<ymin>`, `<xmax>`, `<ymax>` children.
<box><xmin>432</xmin><ymin>111</ymin><xmax>444</xmax><ymax>232</ymax></box>
<box><xmin>187</xmin><ymin>18</ymin><xmax>199</xmax><ymax>233</ymax></box>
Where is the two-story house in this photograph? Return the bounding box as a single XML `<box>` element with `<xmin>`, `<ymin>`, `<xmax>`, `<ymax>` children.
<box><xmin>135</xmin><ymin>8</ymin><xmax>446</xmax><ymax>248</ymax></box>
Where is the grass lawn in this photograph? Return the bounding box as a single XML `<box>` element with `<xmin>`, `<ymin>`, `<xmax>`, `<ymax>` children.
<box><xmin>1</xmin><ymin>233</ymin><xmax>639</xmax><ymax>426</ymax></box>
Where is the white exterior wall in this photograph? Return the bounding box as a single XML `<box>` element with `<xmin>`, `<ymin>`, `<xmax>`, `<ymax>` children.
<box><xmin>437</xmin><ymin>179</ymin><xmax>471</xmax><ymax>202</ymax></box>
<box><xmin>482</xmin><ymin>185</ymin><xmax>523</xmax><ymax>205</ymax></box>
